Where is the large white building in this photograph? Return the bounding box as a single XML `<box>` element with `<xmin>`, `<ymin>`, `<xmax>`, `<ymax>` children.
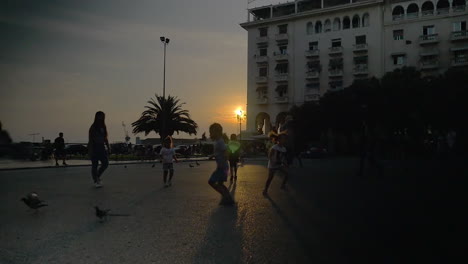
<box><xmin>240</xmin><ymin>0</ymin><xmax>468</xmax><ymax>135</ymax></box>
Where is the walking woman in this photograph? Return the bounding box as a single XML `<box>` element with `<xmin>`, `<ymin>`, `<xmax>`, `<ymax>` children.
<box><xmin>88</xmin><ymin>111</ymin><xmax>110</xmax><ymax>188</ymax></box>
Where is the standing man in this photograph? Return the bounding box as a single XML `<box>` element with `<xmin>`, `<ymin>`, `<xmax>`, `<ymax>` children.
<box><xmin>54</xmin><ymin>132</ymin><xmax>67</xmax><ymax>166</ymax></box>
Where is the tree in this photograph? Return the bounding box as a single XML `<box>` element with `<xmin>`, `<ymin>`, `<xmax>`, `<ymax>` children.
<box><xmin>132</xmin><ymin>95</ymin><xmax>198</xmax><ymax>142</ymax></box>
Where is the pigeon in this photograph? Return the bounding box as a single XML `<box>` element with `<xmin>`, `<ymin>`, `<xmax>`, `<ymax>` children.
<box><xmin>21</xmin><ymin>192</ymin><xmax>48</xmax><ymax>211</ymax></box>
<box><xmin>95</xmin><ymin>206</ymin><xmax>110</xmax><ymax>222</ymax></box>
<box><xmin>95</xmin><ymin>206</ymin><xmax>130</xmax><ymax>222</ymax></box>
<box><xmin>189</xmin><ymin>163</ymin><xmax>194</xmax><ymax>168</ymax></box>
<box><xmin>196</xmin><ymin>161</ymin><xmax>200</xmax><ymax>166</ymax></box>
<box><xmin>151</xmin><ymin>164</ymin><xmax>155</xmax><ymax>168</ymax></box>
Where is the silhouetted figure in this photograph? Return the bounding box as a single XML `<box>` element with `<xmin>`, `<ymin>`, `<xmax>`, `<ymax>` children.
<box><xmin>207</xmin><ymin>123</ymin><xmax>234</xmax><ymax>206</ymax></box>
<box><xmin>0</xmin><ymin>121</ymin><xmax>12</xmax><ymax>145</ymax></box>
<box><xmin>278</xmin><ymin>115</ymin><xmax>303</xmax><ymax>168</ymax></box>
<box><xmin>263</xmin><ymin>133</ymin><xmax>289</xmax><ymax>195</ymax></box>
<box><xmin>88</xmin><ymin>111</ymin><xmax>110</xmax><ymax>188</ymax></box>
<box><xmin>54</xmin><ymin>132</ymin><xmax>67</xmax><ymax>166</ymax></box>
<box><xmin>228</xmin><ymin>134</ymin><xmax>241</xmax><ymax>182</ymax></box>
<box><xmin>160</xmin><ymin>136</ymin><xmax>178</xmax><ymax>187</ymax></box>
<box><xmin>21</xmin><ymin>192</ymin><xmax>48</xmax><ymax>211</ymax></box>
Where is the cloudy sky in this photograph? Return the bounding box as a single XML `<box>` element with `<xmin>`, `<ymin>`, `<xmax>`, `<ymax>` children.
<box><xmin>0</xmin><ymin>0</ymin><xmax>280</xmax><ymax>143</ymax></box>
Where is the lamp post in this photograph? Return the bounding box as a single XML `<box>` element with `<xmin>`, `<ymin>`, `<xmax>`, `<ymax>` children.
<box><xmin>160</xmin><ymin>36</ymin><xmax>170</xmax><ymax>99</ymax></box>
<box><xmin>236</xmin><ymin>110</ymin><xmax>244</xmax><ymax>142</ymax></box>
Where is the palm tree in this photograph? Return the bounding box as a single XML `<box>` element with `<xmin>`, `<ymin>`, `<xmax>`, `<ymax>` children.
<box><xmin>132</xmin><ymin>95</ymin><xmax>198</xmax><ymax>142</ymax></box>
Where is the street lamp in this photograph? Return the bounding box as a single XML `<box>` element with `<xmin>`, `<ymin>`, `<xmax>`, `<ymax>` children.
<box><xmin>236</xmin><ymin>110</ymin><xmax>245</xmax><ymax>142</ymax></box>
<box><xmin>160</xmin><ymin>36</ymin><xmax>170</xmax><ymax>99</ymax></box>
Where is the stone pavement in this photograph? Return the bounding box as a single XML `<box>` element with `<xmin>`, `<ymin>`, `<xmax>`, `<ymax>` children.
<box><xmin>0</xmin><ymin>157</ymin><xmax>464</xmax><ymax>263</ymax></box>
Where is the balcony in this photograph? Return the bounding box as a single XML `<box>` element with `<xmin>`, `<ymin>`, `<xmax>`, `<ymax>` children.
<box><xmin>436</xmin><ymin>8</ymin><xmax>449</xmax><ymax>15</ymax></box>
<box><xmin>256</xmin><ymin>96</ymin><xmax>268</xmax><ymax>104</ymax></box>
<box><xmin>453</xmin><ymin>5</ymin><xmax>466</xmax><ymax>12</ymax></box>
<box><xmin>255</xmin><ymin>76</ymin><xmax>268</xmax><ymax>83</ymax></box>
<box><xmin>392</xmin><ymin>14</ymin><xmax>404</xmax><ymax>21</ymax></box>
<box><xmin>305</xmin><ymin>50</ymin><xmax>320</xmax><ymax>57</ymax></box>
<box><xmin>328</xmin><ymin>69</ymin><xmax>343</xmax><ymax>77</ymax></box>
<box><xmin>406</xmin><ymin>12</ymin><xmax>419</xmax><ymax>19</ymax></box>
<box><xmin>256</xmin><ymin>36</ymin><xmax>269</xmax><ymax>43</ymax></box>
<box><xmin>274</xmin><ymin>73</ymin><xmax>289</xmax><ymax>82</ymax></box>
<box><xmin>451</xmin><ymin>31</ymin><xmax>468</xmax><ymax>41</ymax></box>
<box><xmin>328</xmin><ymin>46</ymin><xmax>343</xmax><ymax>55</ymax></box>
<box><xmin>420</xmin><ymin>60</ymin><xmax>439</xmax><ymax>70</ymax></box>
<box><xmin>275</xmin><ymin>33</ymin><xmax>288</xmax><ymax>41</ymax></box>
<box><xmin>452</xmin><ymin>56</ymin><xmax>468</xmax><ymax>67</ymax></box>
<box><xmin>304</xmin><ymin>94</ymin><xmax>320</xmax><ymax>102</ymax></box>
<box><xmin>305</xmin><ymin>71</ymin><xmax>320</xmax><ymax>79</ymax></box>
<box><xmin>419</xmin><ymin>34</ymin><xmax>439</xmax><ymax>45</ymax></box>
<box><xmin>274</xmin><ymin>96</ymin><xmax>289</xmax><ymax>104</ymax></box>
<box><xmin>353</xmin><ymin>43</ymin><xmax>368</xmax><ymax>53</ymax></box>
<box><xmin>273</xmin><ymin>52</ymin><xmax>289</xmax><ymax>61</ymax></box>
<box><xmin>353</xmin><ymin>64</ymin><xmax>369</xmax><ymax>75</ymax></box>
<box><xmin>254</xmin><ymin>55</ymin><xmax>268</xmax><ymax>63</ymax></box>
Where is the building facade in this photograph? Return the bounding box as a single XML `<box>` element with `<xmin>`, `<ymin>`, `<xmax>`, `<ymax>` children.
<box><xmin>240</xmin><ymin>0</ymin><xmax>468</xmax><ymax>135</ymax></box>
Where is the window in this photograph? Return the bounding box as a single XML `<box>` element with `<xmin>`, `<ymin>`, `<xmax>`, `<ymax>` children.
<box><xmin>309</xmin><ymin>41</ymin><xmax>318</xmax><ymax>50</ymax></box>
<box><xmin>329</xmin><ymin>58</ymin><xmax>343</xmax><ymax>70</ymax></box>
<box><xmin>324</xmin><ymin>19</ymin><xmax>331</xmax><ymax>32</ymax></box>
<box><xmin>307</xmin><ymin>61</ymin><xmax>320</xmax><ymax>72</ymax></box>
<box><xmin>352</xmin><ymin>15</ymin><xmax>360</xmax><ymax>28</ymax></box>
<box><xmin>259</xmin><ymin>27</ymin><xmax>268</xmax><ymax>37</ymax></box>
<box><xmin>275</xmin><ymin>63</ymin><xmax>288</xmax><ymax>74</ymax></box>
<box><xmin>393</xmin><ymin>30</ymin><xmax>404</xmax><ymax>40</ymax></box>
<box><xmin>275</xmin><ymin>85</ymin><xmax>288</xmax><ymax>97</ymax></box>
<box><xmin>423</xmin><ymin>25</ymin><xmax>435</xmax><ymax>35</ymax></box>
<box><xmin>278</xmin><ymin>24</ymin><xmax>288</xmax><ymax>34</ymax></box>
<box><xmin>306</xmin><ymin>22</ymin><xmax>313</xmax><ymax>35</ymax></box>
<box><xmin>393</xmin><ymin>55</ymin><xmax>406</xmax><ymax>65</ymax></box>
<box><xmin>259</xmin><ymin>48</ymin><xmax>267</xmax><ymax>56</ymax></box>
<box><xmin>355</xmin><ymin>35</ymin><xmax>366</xmax><ymax>45</ymax></box>
<box><xmin>362</xmin><ymin>13</ymin><xmax>370</xmax><ymax>27</ymax></box>
<box><xmin>315</xmin><ymin>21</ymin><xmax>322</xmax><ymax>33</ymax></box>
<box><xmin>278</xmin><ymin>45</ymin><xmax>288</xmax><ymax>55</ymax></box>
<box><xmin>343</xmin><ymin>16</ymin><xmax>350</xmax><ymax>29</ymax></box>
<box><xmin>259</xmin><ymin>66</ymin><xmax>268</xmax><ymax>77</ymax></box>
<box><xmin>333</xmin><ymin>18</ymin><xmax>341</xmax><ymax>31</ymax></box>
<box><xmin>453</xmin><ymin>21</ymin><xmax>467</xmax><ymax>31</ymax></box>
<box><xmin>331</xmin><ymin>39</ymin><xmax>341</xmax><ymax>48</ymax></box>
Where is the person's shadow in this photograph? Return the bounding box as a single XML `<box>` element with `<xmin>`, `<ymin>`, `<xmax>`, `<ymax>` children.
<box><xmin>192</xmin><ymin>205</ymin><xmax>242</xmax><ymax>263</ymax></box>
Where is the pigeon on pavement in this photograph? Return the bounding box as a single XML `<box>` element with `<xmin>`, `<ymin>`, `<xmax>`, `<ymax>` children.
<box><xmin>196</xmin><ymin>161</ymin><xmax>200</xmax><ymax>166</ymax></box>
<box><xmin>21</xmin><ymin>192</ymin><xmax>48</xmax><ymax>211</ymax></box>
<box><xmin>189</xmin><ymin>163</ymin><xmax>194</xmax><ymax>168</ymax></box>
<box><xmin>151</xmin><ymin>164</ymin><xmax>155</xmax><ymax>168</ymax></box>
<box><xmin>95</xmin><ymin>206</ymin><xmax>110</xmax><ymax>222</ymax></box>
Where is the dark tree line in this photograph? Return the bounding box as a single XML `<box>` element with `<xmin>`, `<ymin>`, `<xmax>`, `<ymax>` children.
<box><xmin>291</xmin><ymin>67</ymin><xmax>468</xmax><ymax>157</ymax></box>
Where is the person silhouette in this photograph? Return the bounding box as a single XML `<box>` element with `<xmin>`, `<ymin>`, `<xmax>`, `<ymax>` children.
<box><xmin>53</xmin><ymin>132</ymin><xmax>67</xmax><ymax>166</ymax></box>
<box><xmin>88</xmin><ymin>111</ymin><xmax>110</xmax><ymax>188</ymax></box>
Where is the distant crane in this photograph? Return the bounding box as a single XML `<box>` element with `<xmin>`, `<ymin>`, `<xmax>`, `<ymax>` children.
<box><xmin>122</xmin><ymin>122</ymin><xmax>130</xmax><ymax>144</ymax></box>
<box><xmin>28</xmin><ymin>133</ymin><xmax>40</xmax><ymax>143</ymax></box>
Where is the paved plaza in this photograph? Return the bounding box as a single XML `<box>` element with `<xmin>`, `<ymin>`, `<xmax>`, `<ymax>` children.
<box><xmin>0</xmin><ymin>158</ymin><xmax>464</xmax><ymax>263</ymax></box>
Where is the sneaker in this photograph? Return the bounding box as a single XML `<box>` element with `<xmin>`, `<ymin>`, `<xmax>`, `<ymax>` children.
<box><xmin>94</xmin><ymin>182</ymin><xmax>103</xmax><ymax>188</ymax></box>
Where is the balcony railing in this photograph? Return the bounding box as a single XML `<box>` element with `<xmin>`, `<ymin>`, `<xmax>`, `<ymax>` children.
<box><xmin>453</xmin><ymin>5</ymin><xmax>466</xmax><ymax>12</ymax></box>
<box><xmin>420</xmin><ymin>60</ymin><xmax>439</xmax><ymax>69</ymax></box>
<box><xmin>422</xmin><ymin>10</ymin><xmax>434</xmax><ymax>16</ymax></box>
<box><xmin>305</xmin><ymin>71</ymin><xmax>320</xmax><ymax>79</ymax></box>
<box><xmin>256</xmin><ymin>36</ymin><xmax>269</xmax><ymax>43</ymax></box>
<box><xmin>328</xmin><ymin>46</ymin><xmax>343</xmax><ymax>55</ymax></box>
<box><xmin>275</xmin><ymin>33</ymin><xmax>288</xmax><ymax>41</ymax></box>
<box><xmin>353</xmin><ymin>43</ymin><xmax>368</xmax><ymax>52</ymax></box>
<box><xmin>273</xmin><ymin>52</ymin><xmax>289</xmax><ymax>61</ymax></box>
<box><xmin>328</xmin><ymin>69</ymin><xmax>343</xmax><ymax>77</ymax></box>
<box><xmin>256</xmin><ymin>96</ymin><xmax>268</xmax><ymax>104</ymax></box>
<box><xmin>254</xmin><ymin>55</ymin><xmax>268</xmax><ymax>63</ymax></box>
<box><xmin>419</xmin><ymin>34</ymin><xmax>439</xmax><ymax>45</ymax></box>
<box><xmin>392</xmin><ymin>14</ymin><xmax>404</xmax><ymax>21</ymax></box>
<box><xmin>406</xmin><ymin>12</ymin><xmax>419</xmax><ymax>19</ymax></box>
<box><xmin>274</xmin><ymin>73</ymin><xmax>289</xmax><ymax>82</ymax></box>
<box><xmin>353</xmin><ymin>64</ymin><xmax>368</xmax><ymax>75</ymax></box>
<box><xmin>274</xmin><ymin>96</ymin><xmax>289</xmax><ymax>104</ymax></box>
<box><xmin>255</xmin><ymin>76</ymin><xmax>268</xmax><ymax>83</ymax></box>
<box><xmin>436</xmin><ymin>8</ymin><xmax>449</xmax><ymax>15</ymax></box>
<box><xmin>305</xmin><ymin>49</ymin><xmax>320</xmax><ymax>57</ymax></box>
<box><xmin>305</xmin><ymin>94</ymin><xmax>320</xmax><ymax>102</ymax></box>
<box><xmin>452</xmin><ymin>56</ymin><xmax>468</xmax><ymax>66</ymax></box>
<box><xmin>451</xmin><ymin>30</ymin><xmax>468</xmax><ymax>41</ymax></box>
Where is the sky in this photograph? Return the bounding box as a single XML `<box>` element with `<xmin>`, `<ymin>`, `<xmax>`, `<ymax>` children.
<box><xmin>0</xmin><ymin>0</ymin><xmax>284</xmax><ymax>143</ymax></box>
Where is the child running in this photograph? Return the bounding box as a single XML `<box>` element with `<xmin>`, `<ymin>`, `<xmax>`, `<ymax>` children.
<box><xmin>263</xmin><ymin>133</ymin><xmax>289</xmax><ymax>195</ymax></box>
<box><xmin>228</xmin><ymin>134</ymin><xmax>241</xmax><ymax>182</ymax></box>
<box><xmin>160</xmin><ymin>136</ymin><xmax>178</xmax><ymax>187</ymax></box>
<box><xmin>208</xmin><ymin>123</ymin><xmax>235</xmax><ymax>206</ymax></box>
